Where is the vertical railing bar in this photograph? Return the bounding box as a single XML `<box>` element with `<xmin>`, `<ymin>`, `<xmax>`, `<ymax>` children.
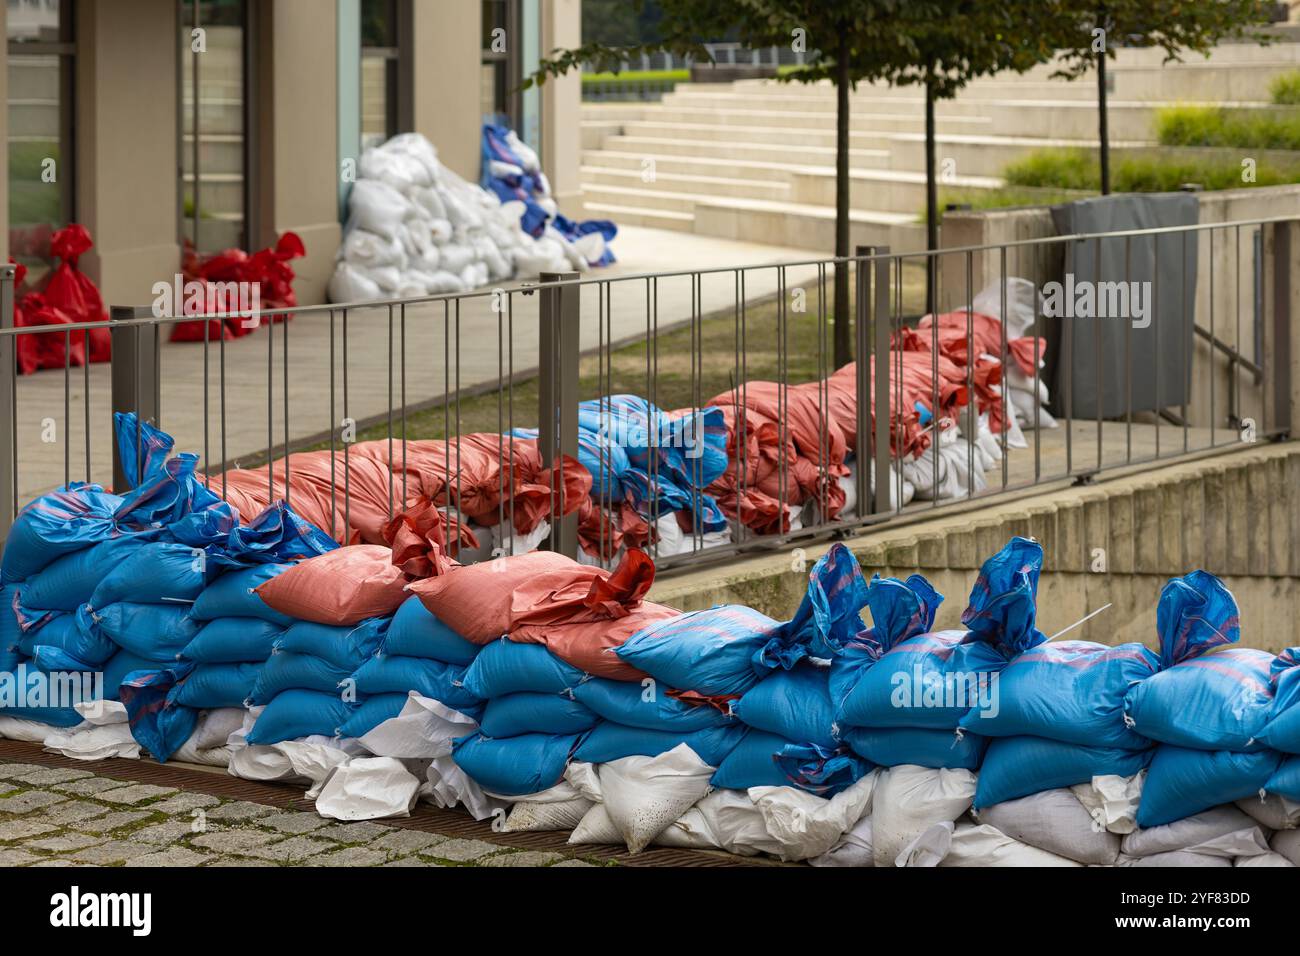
<box><xmin>63</xmin><ymin>329</ymin><xmax>70</xmax><ymax>487</ymax></box>
<box><xmin>387</xmin><ymin>303</ymin><xmax>394</xmax><ymax>523</ymax></box>
<box><xmin>282</xmin><ymin>303</ymin><xmax>290</xmax><ymax>507</ymax></box>
<box><xmin>82</xmin><ymin>328</ymin><xmax>90</xmax><ymax>484</ymax></box>
<box><xmin>343</xmin><ymin>307</ymin><xmax>351</xmax><ymax>537</ymax></box>
<box><xmin>329</xmin><ymin>309</ymin><xmax>337</xmax><ymax>536</ymax></box>
<box><xmin>401</xmin><ymin>302</ymin><xmax>407</xmax><ymax>509</ymax></box>
<box><xmin>1153</xmin><ymin>233</ymin><xmax>1161</xmax><ymax>460</ymax></box>
<box><xmin>1000</xmin><ymin>246</ymin><xmax>1008</xmax><ymax>491</ymax></box>
<box><xmin>266</xmin><ymin>301</ymin><xmax>274</xmax><ymax>500</ymax></box>
<box><xmin>965</xmin><ymin>249</ymin><xmax>974</xmax><ymax>500</ymax></box>
<box><xmin>1094</xmin><ymin>235</ymin><xmax>1103</xmax><ymax>473</ymax></box>
<box><xmin>1209</xmin><ymin>228</ymin><xmax>1216</xmax><ymax>448</ymax></box>
<box><xmin>203</xmin><ymin>312</ymin><xmax>210</xmax><ymax>489</ymax></box>
<box><xmin>1182</xmin><ymin>229</ymin><xmax>1190</xmax><ymax>454</ymax></box>
<box><xmin>1125</xmin><ymin>236</ymin><xmax>1132</xmax><ymax>463</ymax></box>
<box><xmin>873</xmin><ymin>250</ymin><xmax>892</xmax><ymax>517</ymax></box>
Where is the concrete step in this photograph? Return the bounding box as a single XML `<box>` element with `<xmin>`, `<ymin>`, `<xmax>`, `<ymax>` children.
<box><xmin>787</xmin><ymin>166</ymin><xmax>1004</xmax><ymax>215</ymax></box>
<box><xmin>580</xmin><ymin>200</ymin><xmax>696</xmax><ymax>232</ymax></box>
<box><xmin>610</xmin><ymin>101</ymin><xmax>995</xmax><ymax>134</ymax></box>
<box><xmin>581</xmin><ymin>164</ymin><xmax>792</xmax><ymax>201</ymax></box>
<box><xmin>581</xmin><ymin>149</ymin><xmax>826</xmax><ymax>182</ymax></box>
<box><xmin>611</xmin><ymin>117</ymin><xmax>972</xmax><ymax>148</ymax></box>
<box><xmin>599</xmin><ymin>133</ymin><xmax>890</xmax><ymax>166</ymax></box>
<box><xmin>691</xmin><ymin>194</ymin><xmax>925</xmax><ymax>253</ymax></box>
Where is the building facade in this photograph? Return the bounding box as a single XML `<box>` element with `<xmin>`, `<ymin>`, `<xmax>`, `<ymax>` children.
<box><xmin>1</xmin><ymin>0</ymin><xmax>582</xmax><ymax>305</ymax></box>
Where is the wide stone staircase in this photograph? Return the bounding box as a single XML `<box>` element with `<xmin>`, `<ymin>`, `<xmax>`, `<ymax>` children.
<box><xmin>579</xmin><ymin>40</ymin><xmax>1300</xmax><ymax>253</ymax></box>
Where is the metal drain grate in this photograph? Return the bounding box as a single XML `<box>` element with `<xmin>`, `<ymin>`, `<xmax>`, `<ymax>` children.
<box><xmin>0</xmin><ymin>739</ymin><xmax>774</xmax><ymax>867</ymax></box>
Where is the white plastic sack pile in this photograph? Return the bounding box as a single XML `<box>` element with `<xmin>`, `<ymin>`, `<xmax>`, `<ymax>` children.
<box><xmin>972</xmin><ymin>277</ymin><xmax>1057</xmax><ymax>431</ymax></box>
<box><xmin>329</xmin><ymin>132</ymin><xmax>597</xmax><ymax>303</ymax></box>
<box><xmin>871</xmin><ymin>764</ymin><xmax>977</xmax><ymax>866</ymax></box>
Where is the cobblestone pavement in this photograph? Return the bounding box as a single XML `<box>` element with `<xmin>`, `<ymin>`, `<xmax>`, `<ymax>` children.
<box><xmin>0</xmin><ymin>760</ymin><xmax>608</xmax><ymax>868</ymax></box>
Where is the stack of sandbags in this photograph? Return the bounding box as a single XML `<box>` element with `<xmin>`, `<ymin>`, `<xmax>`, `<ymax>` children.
<box><xmin>328</xmin><ymin>133</ymin><xmax>594</xmax><ymax>303</ymax></box>
<box><xmin>1122</xmin><ymin>572</ymin><xmax>1285</xmax><ymax>831</ymax></box>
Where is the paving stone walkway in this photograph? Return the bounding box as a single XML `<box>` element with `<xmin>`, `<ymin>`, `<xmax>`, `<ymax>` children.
<box><xmin>0</xmin><ymin>760</ymin><xmax>606</xmax><ymax>868</ymax></box>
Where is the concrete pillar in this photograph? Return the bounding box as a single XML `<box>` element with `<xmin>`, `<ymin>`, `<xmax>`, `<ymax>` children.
<box><xmin>540</xmin><ymin>0</ymin><xmax>581</xmax><ymax>208</ymax></box>
<box><xmin>251</xmin><ymin>0</ymin><xmax>342</xmax><ymax>305</ymax></box>
<box><xmin>74</xmin><ymin>0</ymin><xmax>179</xmax><ymax>305</ymax></box>
<box><xmin>410</xmin><ymin>0</ymin><xmax>481</xmax><ymax>183</ymax></box>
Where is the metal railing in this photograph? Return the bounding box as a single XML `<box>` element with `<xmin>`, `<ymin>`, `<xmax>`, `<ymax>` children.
<box><xmin>0</xmin><ymin>216</ymin><xmax>1292</xmax><ymax>574</ymax></box>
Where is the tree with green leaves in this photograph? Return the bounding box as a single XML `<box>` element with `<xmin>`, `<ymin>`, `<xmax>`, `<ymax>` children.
<box><xmin>526</xmin><ymin>1</ymin><xmax>1061</xmax><ymax>359</ymax></box>
<box><xmin>1046</xmin><ymin>1</ymin><xmax>1276</xmax><ymax>195</ymax></box>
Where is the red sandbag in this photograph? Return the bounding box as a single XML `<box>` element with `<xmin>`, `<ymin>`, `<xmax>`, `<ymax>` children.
<box><xmin>408</xmin><ymin>551</ymin><xmax>584</xmax><ymax>642</ymax></box>
<box><xmin>170</xmin><ymin>232</ymin><xmax>304</xmax><ymax>341</ymax></box>
<box><xmin>510</xmin><ymin>601</ymin><xmax>678</xmax><ymax>680</ymax></box>
<box><xmin>384</xmin><ymin>498</ymin><xmax>478</xmax><ymax>576</ymax></box>
<box><xmin>44</xmin><ymin>225</ymin><xmax>110</xmax><ymax>362</ymax></box>
<box><xmin>254</xmin><ymin>544</ymin><xmax>408</xmax><ymax>625</ymax></box>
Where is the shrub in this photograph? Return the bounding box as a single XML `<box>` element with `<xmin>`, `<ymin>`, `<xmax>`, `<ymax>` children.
<box><xmin>1154</xmin><ymin>105</ymin><xmax>1300</xmax><ymax>151</ymax></box>
<box><xmin>1003</xmin><ymin>147</ymin><xmax>1300</xmax><ymax>194</ymax></box>
<box><xmin>1271</xmin><ymin>70</ymin><xmax>1300</xmax><ymax>105</ymax></box>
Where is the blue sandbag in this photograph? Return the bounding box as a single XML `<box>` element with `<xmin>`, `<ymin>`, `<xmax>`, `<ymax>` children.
<box><xmin>1259</xmin><ymin>648</ymin><xmax>1300</xmax><ymax>754</ymax></box>
<box><xmin>119</xmin><ymin>662</ymin><xmax>199</xmax><ymax>762</ymax></box>
<box><xmin>572</xmin><ymin>677</ymin><xmax>731</xmax><ymax>733</ymax></box>
<box><xmin>959</xmin><ymin>640</ymin><xmax>1159</xmax><ymax>749</ymax></box>
<box><xmin>98</xmin><ymin>649</ymin><xmax>164</xmax><ymax>701</ymax></box>
<box><xmin>1138</xmin><ymin>745</ymin><xmax>1284</xmax><ymax>828</ymax></box>
<box><xmin>711</xmin><ymin>731</ymin><xmax>800</xmax><ymax>789</ymax></box>
<box><xmin>19</xmin><ymin>535</ymin><xmax>154</xmax><ymax>610</ymax></box>
<box><xmin>190</xmin><ymin>564</ymin><xmax>295</xmax><ymax>625</ymax></box>
<box><xmin>1125</xmin><ymin>648</ymin><xmax>1274</xmax><ymax>752</ymax></box>
<box><xmin>733</xmin><ymin>662</ymin><xmax>838</xmax><ymax>749</ymax></box>
<box><xmin>837</xmin><ymin>540</ymin><xmax>1044</xmax><ymax>730</ymax></box>
<box><xmin>172</xmin><ymin>663</ymin><xmax>263</xmax><ymax>708</ymax></box>
<box><xmin>349</xmin><ymin>654</ymin><xmax>482</xmax><ymax>716</ymax></box>
<box><xmin>277</xmin><ymin>619</ymin><xmax>388</xmax><ymax>671</ymax></box>
<box><xmin>460</xmin><ymin>638</ymin><xmax>584</xmax><ymax>698</ymax></box>
<box><xmin>338</xmin><ymin>693</ymin><xmax>409</xmax><ymax>739</ymax></box>
<box><xmin>573</xmin><ymin>721</ymin><xmax>746</xmax><ymax>766</ymax></box>
<box><xmin>384</xmin><ymin>595</ymin><xmax>480</xmax><ymax>665</ymax></box>
<box><xmin>88</xmin><ymin>602</ymin><xmax>202</xmax><ymax>662</ymax></box>
<box><xmin>247</xmin><ymin>689</ymin><xmax>354</xmax><ymax>745</ymax></box>
<box><xmin>844</xmin><ymin>726</ymin><xmax>987</xmax><ymax>770</ymax></box>
<box><xmin>181</xmin><ymin>618</ymin><xmax>283</xmax><ymax>664</ymax></box>
<box><xmin>113</xmin><ymin>447</ymin><xmax>226</xmax><ymax>533</ymax></box>
<box><xmin>452</xmin><ymin>731</ymin><xmax>581</xmax><ymax>796</ymax></box>
<box><xmin>88</xmin><ymin>541</ymin><xmax>216</xmax><ymax>608</ymax></box>
<box><xmin>781</xmin><ymin>543</ymin><xmax>870</xmax><ymax>659</ymax></box>
<box><xmin>1</xmin><ymin>483</ymin><xmax>124</xmax><ymax>583</ymax></box>
<box><xmin>19</xmin><ymin>609</ymin><xmax>117</xmax><ymax>666</ymax></box>
<box><xmin>250</xmin><ymin>652</ymin><xmax>354</xmax><ymax>704</ymax></box>
<box><xmin>479</xmin><ymin>692</ymin><xmax>598</xmax><ymax>737</ymax></box>
<box><xmin>974</xmin><ymin>735</ymin><xmax>1153</xmax><ymax>809</ymax></box>
<box><xmin>1266</xmin><ymin>754</ymin><xmax>1300</xmax><ymax>801</ymax></box>
<box><xmin>1122</xmin><ymin>571</ymin><xmax>1269</xmax><ymax>752</ymax></box>
<box><xmin>216</xmin><ymin>501</ymin><xmax>338</xmax><ymax>568</ymax></box>
<box><xmin>828</xmin><ymin>573</ymin><xmax>943</xmax><ymax>714</ymax></box>
<box><xmin>615</xmin><ymin>605</ymin><xmax>785</xmax><ymax>697</ymax></box>
<box><xmin>0</xmin><ymin>585</ymin><xmax>21</xmax><ymax>666</ymax></box>
<box><xmin>29</xmin><ymin>645</ymin><xmax>98</xmax><ymax>673</ymax></box>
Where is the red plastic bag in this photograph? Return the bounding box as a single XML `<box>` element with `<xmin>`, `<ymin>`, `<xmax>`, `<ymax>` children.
<box><xmin>254</xmin><ymin>544</ymin><xmax>408</xmax><ymax>625</ymax></box>
<box><xmin>44</xmin><ymin>224</ymin><xmax>111</xmax><ymax>362</ymax></box>
<box><xmin>17</xmin><ymin>292</ymin><xmax>85</xmax><ymax>373</ymax></box>
<box><xmin>170</xmin><ymin>232</ymin><xmax>304</xmax><ymax>342</ymax></box>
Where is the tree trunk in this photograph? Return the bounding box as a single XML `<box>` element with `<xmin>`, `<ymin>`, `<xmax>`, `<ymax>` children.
<box><xmin>834</xmin><ymin>31</ymin><xmax>851</xmax><ymax>368</ymax></box>
<box><xmin>925</xmin><ymin>80</ymin><xmax>938</xmax><ymax>315</ymax></box>
<box><xmin>1097</xmin><ymin>45</ymin><xmax>1110</xmax><ymax>195</ymax></box>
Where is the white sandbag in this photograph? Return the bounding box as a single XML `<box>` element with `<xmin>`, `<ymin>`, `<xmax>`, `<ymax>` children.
<box><xmin>750</xmin><ymin>770</ymin><xmax>879</xmax><ymax>862</ymax></box>
<box><xmin>569</xmin><ymin>804</ymin><xmax>623</xmax><ymax>846</ymax></box>
<box><xmin>1186</xmin><ymin>826</ymin><xmax>1271</xmax><ymax>860</ymax></box>
<box><xmin>328</xmin><ymin>261</ymin><xmax>383</xmax><ymax>303</ymax></box>
<box><xmin>411</xmin><ymin>185</ymin><xmax>448</xmax><ymax>221</ymax></box>
<box><xmin>972</xmin><ymin>276</ymin><xmax>1040</xmax><ymax>339</ymax></box>
<box><xmin>169</xmin><ymin>740</ymin><xmax>233</xmax><ymax>768</ymax></box>
<box><xmin>75</xmin><ymin>699</ymin><xmax>128</xmax><ymax>726</ymax></box>
<box><xmin>315</xmin><ymin>756</ymin><xmax>421</xmax><ymax>820</ymax></box>
<box><xmin>0</xmin><ymin>715</ymin><xmax>62</xmax><ymax>743</ymax></box>
<box><xmin>975</xmin><ymin>789</ymin><xmax>1120</xmax><ymax>865</ymax></box>
<box><xmin>1236</xmin><ymin>792</ymin><xmax>1300</xmax><ymax>830</ymax></box>
<box><xmin>504</xmin><ymin>797</ymin><xmax>594</xmax><ymax>833</ymax></box>
<box><xmin>1270</xmin><ymin>828</ymin><xmax>1300</xmax><ymax>865</ymax></box>
<box><xmin>357</xmin><ymin>691</ymin><xmax>478</xmax><ymax>759</ymax></box>
<box><xmin>904</xmin><ymin>821</ymin><xmax>1084</xmax><ymax>867</ymax></box>
<box><xmin>488</xmin><ymin>518</ymin><xmax>550</xmax><ymax>557</ymax></box>
<box><xmin>348</xmin><ymin>179</ymin><xmax>417</xmax><ymax>239</ymax></box>
<box><xmin>1121</xmin><ymin>805</ymin><xmax>1259</xmax><ymax>858</ymax></box>
<box><xmin>1122</xmin><ymin>851</ymin><xmax>1233</xmax><ymax>867</ymax></box>
<box><xmin>810</xmin><ymin>814</ymin><xmax>874</xmax><ymax>867</ymax></box>
<box><xmin>1236</xmin><ymin>851</ymin><xmax>1295</xmax><ymax>867</ymax></box>
<box><xmin>598</xmin><ymin>743</ymin><xmax>715</xmax><ymax>854</ymax></box>
<box><xmin>358</xmin><ymin>147</ymin><xmax>433</xmax><ymax>192</ymax></box>
<box><xmin>342</xmin><ymin>228</ymin><xmax>407</xmax><ymax>269</ymax></box>
<box><xmin>421</xmin><ymin>753</ymin><xmax>507</xmax><ymax>822</ymax></box>
<box><xmin>225</xmin><ymin>707</ymin><xmax>306</xmax><ymax>783</ymax></box>
<box><xmin>1071</xmin><ymin>773</ymin><xmax>1144</xmax><ymax>834</ymax></box>
<box><xmin>668</xmin><ymin>789</ymin><xmax>771</xmax><ymax>856</ymax></box>
<box><xmin>275</xmin><ymin>736</ymin><xmax>368</xmax><ymax>798</ymax></box>
<box><xmin>43</xmin><ymin>720</ymin><xmax>140</xmax><ymax>761</ymax></box>
<box><xmin>189</xmin><ymin>707</ymin><xmax>246</xmax><ymax>751</ymax></box>
<box><xmin>872</xmin><ymin>765</ymin><xmax>977</xmax><ymax>867</ymax></box>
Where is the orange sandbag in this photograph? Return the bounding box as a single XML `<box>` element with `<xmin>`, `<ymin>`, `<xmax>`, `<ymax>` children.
<box><xmin>407</xmin><ymin>551</ymin><xmax>583</xmax><ymax>642</ymax></box>
<box><xmin>254</xmin><ymin>544</ymin><xmax>408</xmax><ymax>625</ymax></box>
<box><xmin>510</xmin><ymin>601</ymin><xmax>678</xmax><ymax>680</ymax></box>
<box><xmin>383</xmin><ymin>499</ymin><xmax>477</xmax><ymax>576</ymax></box>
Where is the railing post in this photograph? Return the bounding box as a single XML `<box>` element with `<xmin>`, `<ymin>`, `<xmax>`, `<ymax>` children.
<box><xmin>854</xmin><ymin>245</ymin><xmax>872</xmax><ymax>515</ymax></box>
<box><xmin>110</xmin><ymin>305</ymin><xmax>161</xmax><ymax>492</ymax></box>
<box><xmin>0</xmin><ymin>265</ymin><xmax>15</xmax><ymax>543</ymax></box>
<box><xmin>872</xmin><ymin>250</ymin><xmax>893</xmax><ymax>517</ymax></box>
<box><xmin>1268</xmin><ymin>221</ymin><xmax>1295</xmax><ymax>439</ymax></box>
<box><xmin>538</xmin><ymin>272</ymin><xmax>580</xmax><ymax>558</ymax></box>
